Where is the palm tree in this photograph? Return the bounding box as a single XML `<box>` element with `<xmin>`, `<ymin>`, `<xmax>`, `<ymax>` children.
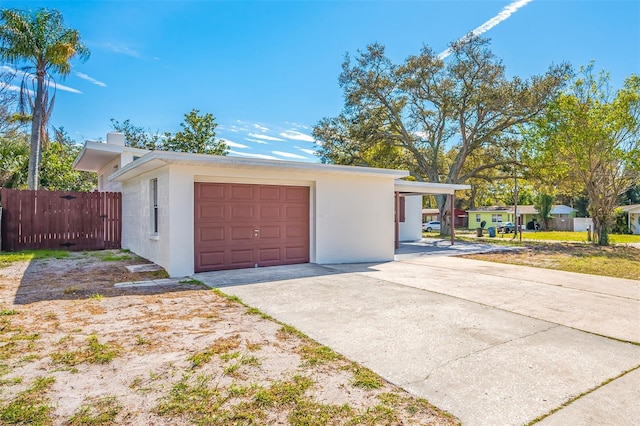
<box><xmin>0</xmin><ymin>8</ymin><xmax>89</xmax><ymax>189</ymax></box>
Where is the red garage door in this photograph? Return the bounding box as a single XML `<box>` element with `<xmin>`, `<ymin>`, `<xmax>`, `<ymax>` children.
<box><xmin>194</xmin><ymin>183</ymin><xmax>310</xmax><ymax>272</ymax></box>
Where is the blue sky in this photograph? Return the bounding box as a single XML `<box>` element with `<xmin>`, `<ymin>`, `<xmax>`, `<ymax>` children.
<box><xmin>3</xmin><ymin>0</ymin><xmax>639</xmax><ymax>162</ymax></box>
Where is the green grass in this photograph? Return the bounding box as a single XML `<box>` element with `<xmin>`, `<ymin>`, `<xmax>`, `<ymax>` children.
<box><xmin>188</xmin><ymin>335</ymin><xmax>241</xmax><ymax>368</ymax></box>
<box><xmin>0</xmin><ymin>250</ymin><xmax>69</xmax><ymax>268</ymax></box>
<box><xmin>299</xmin><ymin>343</ymin><xmax>341</xmax><ymax>366</ymax></box>
<box><xmin>51</xmin><ymin>334</ymin><xmax>119</xmax><ymax>366</ymax></box>
<box><xmin>0</xmin><ymin>376</ymin><xmax>55</xmax><ymax>425</ymax></box>
<box><xmin>514</xmin><ymin>231</ymin><xmax>640</xmax><ymax>244</ymax></box>
<box><xmin>87</xmin><ymin>250</ymin><xmax>132</xmax><ymax>262</ymax></box>
<box><xmin>68</xmin><ymin>395</ymin><xmax>122</xmax><ymax>425</ymax></box>
<box><xmin>351</xmin><ymin>366</ymin><xmax>384</xmax><ymax>390</ymax></box>
<box><xmin>467</xmin><ymin>242</ymin><xmax>640</xmax><ymax>280</ymax></box>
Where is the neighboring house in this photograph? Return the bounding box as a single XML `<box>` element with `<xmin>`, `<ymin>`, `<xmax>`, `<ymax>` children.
<box><xmin>620</xmin><ymin>204</ymin><xmax>640</xmax><ymax>235</ymax></box>
<box><xmin>466</xmin><ymin>205</ymin><xmax>575</xmax><ymax>230</ymax></box>
<box><xmin>74</xmin><ymin>133</ymin><xmax>469</xmax><ymax>276</ymax></box>
<box><xmin>422</xmin><ymin>208</ymin><xmax>439</xmax><ymax>223</ymax></box>
<box><xmin>421</xmin><ymin>208</ymin><xmax>467</xmax><ymax>228</ymax></box>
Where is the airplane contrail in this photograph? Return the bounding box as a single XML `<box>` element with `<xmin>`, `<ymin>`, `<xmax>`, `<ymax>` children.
<box><xmin>438</xmin><ymin>0</ymin><xmax>534</xmax><ymax>60</ymax></box>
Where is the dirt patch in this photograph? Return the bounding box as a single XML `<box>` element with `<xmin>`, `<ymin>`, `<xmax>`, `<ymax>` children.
<box><xmin>0</xmin><ymin>250</ymin><xmax>458</xmax><ymax>425</ymax></box>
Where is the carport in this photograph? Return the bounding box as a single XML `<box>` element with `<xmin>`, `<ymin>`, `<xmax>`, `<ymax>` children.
<box><xmin>393</xmin><ymin>180</ymin><xmax>470</xmax><ymax>248</ymax></box>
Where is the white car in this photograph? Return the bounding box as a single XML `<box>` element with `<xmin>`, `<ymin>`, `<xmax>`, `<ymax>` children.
<box><xmin>422</xmin><ymin>220</ymin><xmax>441</xmax><ymax>232</ymax></box>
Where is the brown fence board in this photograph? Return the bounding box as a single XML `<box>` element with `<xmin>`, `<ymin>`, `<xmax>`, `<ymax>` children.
<box><xmin>0</xmin><ymin>189</ymin><xmax>122</xmax><ymax>251</ymax></box>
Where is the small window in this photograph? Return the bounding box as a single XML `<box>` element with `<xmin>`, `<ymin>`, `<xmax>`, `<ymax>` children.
<box><xmin>133</xmin><ymin>156</ymin><xmax>140</xmax><ymax>161</ymax></box>
<box><xmin>399</xmin><ymin>197</ymin><xmax>406</xmax><ymax>223</ymax></box>
<box><xmin>491</xmin><ymin>214</ymin><xmax>503</xmax><ymax>223</ymax></box>
<box><xmin>475</xmin><ymin>214</ymin><xmax>481</xmax><ymax>223</ymax></box>
<box><xmin>150</xmin><ymin>178</ymin><xmax>158</xmax><ymax>234</ymax></box>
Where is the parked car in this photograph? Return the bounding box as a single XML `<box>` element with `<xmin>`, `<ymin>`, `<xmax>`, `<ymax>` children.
<box><xmin>498</xmin><ymin>222</ymin><xmax>523</xmax><ymax>233</ymax></box>
<box><xmin>422</xmin><ymin>220</ymin><xmax>441</xmax><ymax>232</ymax></box>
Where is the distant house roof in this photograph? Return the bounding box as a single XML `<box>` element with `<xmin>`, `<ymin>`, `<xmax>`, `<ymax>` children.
<box><xmin>467</xmin><ymin>205</ymin><xmax>575</xmax><ymax>215</ymax></box>
<box><xmin>619</xmin><ymin>204</ymin><xmax>640</xmax><ymax>213</ymax></box>
<box><xmin>422</xmin><ymin>208</ymin><xmax>440</xmax><ymax>215</ymax></box>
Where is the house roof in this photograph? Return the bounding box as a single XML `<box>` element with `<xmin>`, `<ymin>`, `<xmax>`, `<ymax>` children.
<box><xmin>75</xmin><ymin>141</ymin><xmax>471</xmax><ymax>195</ymax></box>
<box><xmin>73</xmin><ymin>140</ymin><xmax>149</xmax><ymax>171</ymax></box>
<box><xmin>107</xmin><ymin>149</ymin><xmax>410</xmax><ymax>182</ymax></box>
<box><xmin>394</xmin><ymin>180</ymin><xmax>470</xmax><ymax>196</ymax></box>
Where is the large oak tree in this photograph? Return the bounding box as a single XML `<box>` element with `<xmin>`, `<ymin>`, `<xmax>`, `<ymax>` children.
<box><xmin>314</xmin><ymin>37</ymin><xmax>569</xmax><ymax>234</ymax></box>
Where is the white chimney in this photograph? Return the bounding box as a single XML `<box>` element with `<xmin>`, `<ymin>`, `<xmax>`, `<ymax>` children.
<box><xmin>106</xmin><ymin>132</ymin><xmax>125</xmax><ymax>146</ymax></box>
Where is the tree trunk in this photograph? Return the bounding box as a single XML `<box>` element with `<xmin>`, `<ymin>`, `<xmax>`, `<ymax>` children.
<box><xmin>438</xmin><ymin>194</ymin><xmax>452</xmax><ymax>236</ymax></box>
<box><xmin>592</xmin><ymin>215</ymin><xmax>610</xmax><ymax>246</ymax></box>
<box><xmin>27</xmin><ymin>72</ymin><xmax>46</xmax><ymax>190</ymax></box>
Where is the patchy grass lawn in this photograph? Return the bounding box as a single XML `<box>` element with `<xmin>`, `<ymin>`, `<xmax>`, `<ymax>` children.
<box><xmin>465</xmin><ymin>243</ymin><xmax>640</xmax><ymax>280</ymax></box>
<box><xmin>0</xmin><ymin>250</ymin><xmax>458</xmax><ymax>425</ymax></box>
<box><xmin>511</xmin><ymin>231</ymin><xmax>640</xmax><ymax>244</ymax></box>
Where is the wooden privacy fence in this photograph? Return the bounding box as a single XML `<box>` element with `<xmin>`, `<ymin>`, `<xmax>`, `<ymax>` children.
<box><xmin>0</xmin><ymin>189</ymin><xmax>121</xmax><ymax>251</ymax></box>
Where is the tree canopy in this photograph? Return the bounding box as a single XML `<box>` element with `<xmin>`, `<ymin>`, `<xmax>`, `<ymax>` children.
<box><xmin>526</xmin><ymin>66</ymin><xmax>640</xmax><ymax>245</ymax></box>
<box><xmin>163</xmin><ymin>109</ymin><xmax>228</xmax><ymax>155</ymax></box>
<box><xmin>112</xmin><ymin>109</ymin><xmax>228</xmax><ymax>155</ymax></box>
<box><xmin>313</xmin><ymin>37</ymin><xmax>569</xmax><ymax>234</ymax></box>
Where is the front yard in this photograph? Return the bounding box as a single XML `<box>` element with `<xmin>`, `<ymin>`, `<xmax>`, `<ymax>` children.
<box><xmin>0</xmin><ymin>250</ymin><xmax>458</xmax><ymax>425</ymax></box>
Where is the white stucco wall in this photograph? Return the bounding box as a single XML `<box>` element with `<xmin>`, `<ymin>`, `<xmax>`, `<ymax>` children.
<box><xmin>116</xmin><ymin>163</ymin><xmax>398</xmax><ymax>277</ymax></box>
<box><xmin>120</xmin><ymin>166</ymin><xmax>171</xmax><ymax>270</ymax></box>
<box><xmin>97</xmin><ymin>157</ymin><xmax>123</xmax><ymax>192</ymax></box>
<box><xmin>573</xmin><ymin>217</ymin><xmax>593</xmax><ymax>232</ymax></box>
<box><xmin>314</xmin><ymin>175</ymin><xmax>395</xmax><ymax>264</ymax></box>
<box><xmin>630</xmin><ymin>213</ymin><xmax>640</xmax><ymax>234</ymax></box>
<box><xmin>398</xmin><ymin>195</ymin><xmax>423</xmax><ymax>242</ymax></box>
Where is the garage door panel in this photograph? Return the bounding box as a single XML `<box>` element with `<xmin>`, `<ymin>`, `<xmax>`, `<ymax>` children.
<box><xmin>199</xmin><ymin>226</ymin><xmax>225</xmax><ymax>242</ymax></box>
<box><xmin>230</xmin><ymin>185</ymin><xmax>254</xmax><ymax>200</ymax></box>
<box><xmin>285</xmin><ymin>246</ymin><xmax>307</xmax><ymax>261</ymax></box>
<box><xmin>259</xmin><ymin>186</ymin><xmax>281</xmax><ymax>200</ymax></box>
<box><xmin>195</xmin><ymin>183</ymin><xmax>309</xmax><ymax>272</ymax></box>
<box><xmin>285</xmin><ymin>186</ymin><xmax>308</xmax><ymax>201</ymax></box>
<box><xmin>258</xmin><ymin>247</ymin><xmax>281</xmax><ymax>262</ymax></box>
<box><xmin>197</xmin><ymin>204</ymin><xmax>226</xmax><ymax>221</ymax></box>
<box><xmin>259</xmin><ymin>226</ymin><xmax>281</xmax><ymax>239</ymax></box>
<box><xmin>198</xmin><ymin>183</ymin><xmax>225</xmax><ymax>200</ymax></box>
<box><xmin>231</xmin><ymin>205</ymin><xmax>255</xmax><ymax>219</ymax></box>
<box><xmin>285</xmin><ymin>205</ymin><xmax>308</xmax><ymax>220</ymax></box>
<box><xmin>230</xmin><ymin>249</ymin><xmax>254</xmax><ymax>265</ymax></box>
<box><xmin>285</xmin><ymin>224</ymin><xmax>307</xmax><ymax>238</ymax></box>
<box><xmin>230</xmin><ymin>226</ymin><xmax>254</xmax><ymax>241</ymax></box>
<box><xmin>198</xmin><ymin>251</ymin><xmax>225</xmax><ymax>269</ymax></box>
<box><xmin>260</xmin><ymin>204</ymin><xmax>281</xmax><ymax>220</ymax></box>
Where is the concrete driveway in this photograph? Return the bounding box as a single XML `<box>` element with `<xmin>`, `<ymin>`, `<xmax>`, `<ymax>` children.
<box><xmin>194</xmin><ymin>250</ymin><xmax>640</xmax><ymax>425</ymax></box>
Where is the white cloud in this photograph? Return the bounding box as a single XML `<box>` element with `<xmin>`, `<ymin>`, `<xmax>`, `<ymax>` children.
<box><xmin>438</xmin><ymin>0</ymin><xmax>534</xmax><ymax>60</ymax></box>
<box><xmin>272</xmin><ymin>151</ymin><xmax>308</xmax><ymax>160</ymax></box>
<box><xmin>297</xmin><ymin>148</ymin><xmax>317</xmax><ymax>155</ymax></box>
<box><xmin>0</xmin><ymin>82</ymin><xmax>30</xmax><ymax>94</ymax></box>
<box><xmin>279</xmin><ymin>130</ymin><xmax>315</xmax><ymax>142</ymax></box>
<box><xmin>245</xmin><ymin>138</ymin><xmax>269</xmax><ymax>144</ymax></box>
<box><xmin>75</xmin><ymin>72</ymin><xmax>107</xmax><ymax>87</ymax></box>
<box><xmin>229</xmin><ymin>150</ymin><xmax>278</xmax><ymax>160</ymax></box>
<box><xmin>248</xmin><ymin>132</ymin><xmax>285</xmax><ymax>141</ymax></box>
<box><xmin>102</xmin><ymin>42</ymin><xmax>141</xmax><ymax>58</ymax></box>
<box><xmin>253</xmin><ymin>123</ymin><xmax>269</xmax><ymax>132</ymax></box>
<box><xmin>52</xmin><ymin>81</ymin><xmax>82</xmax><ymax>94</ymax></box>
<box><xmin>1</xmin><ymin>65</ymin><xmax>82</xmax><ymax>93</ymax></box>
<box><xmin>223</xmin><ymin>139</ymin><xmax>249</xmax><ymax>149</ymax></box>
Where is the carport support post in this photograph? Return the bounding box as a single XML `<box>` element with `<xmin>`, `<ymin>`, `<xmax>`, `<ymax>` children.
<box><xmin>395</xmin><ymin>191</ymin><xmax>400</xmax><ymax>249</ymax></box>
<box><xmin>450</xmin><ymin>193</ymin><xmax>455</xmax><ymax>246</ymax></box>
